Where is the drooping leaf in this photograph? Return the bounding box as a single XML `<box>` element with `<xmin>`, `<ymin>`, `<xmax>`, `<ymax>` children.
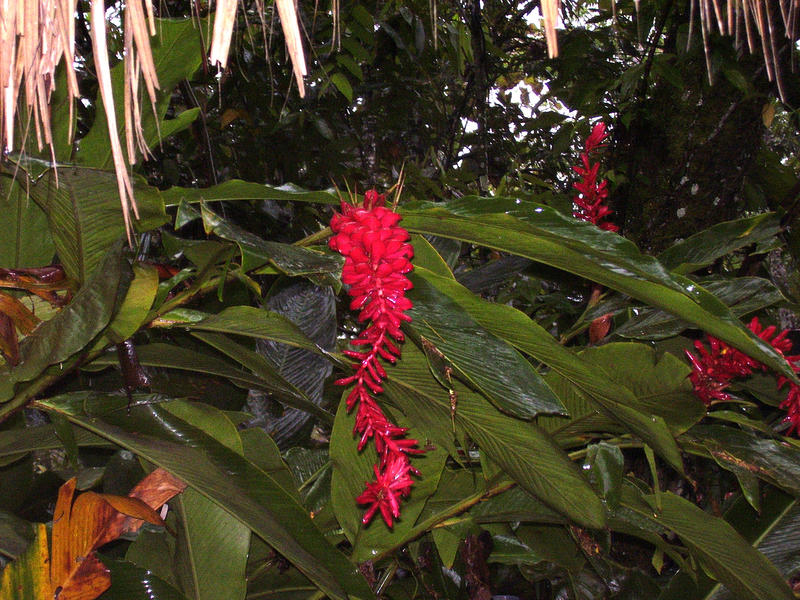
<box><xmin>680</xmin><ymin>424</ymin><xmax>800</xmax><ymax>498</ymax></box>
<box><xmin>28</xmin><ymin>169</ymin><xmax>166</xmax><ymax>284</ymax></box>
<box><xmin>626</xmin><ymin>491</ymin><xmax>795</xmax><ymax>600</ymax></box>
<box><xmin>399</xmin><ymin>199</ymin><xmax>794</xmax><ymax>380</ymax></box>
<box><xmin>385</xmin><ymin>342</ymin><xmax>605</xmax><ymax>528</ymax></box>
<box><xmin>406</xmin><ymin>271</ymin><xmax>566</xmax><ymax>419</ymax></box>
<box><xmin>411</xmin><ymin>268</ymin><xmax>684</xmax><ymax>471</ymax></box>
<box><xmin>0</xmin><ymin>243</ymin><xmax>130</xmax><ymax>402</ymax></box>
<box><xmin>614</xmin><ymin>277</ymin><xmax>784</xmax><ymax>340</ymax></box>
<box><xmin>657</xmin><ymin>213</ymin><xmax>781</xmax><ymax>274</ymax></box>
<box><xmin>35</xmin><ymin>393</ymin><xmax>372</xmax><ymax>600</ymax></box>
<box><xmin>159</xmin><ymin>180</ymin><xmax>339</xmax><ymax>208</ymax></box>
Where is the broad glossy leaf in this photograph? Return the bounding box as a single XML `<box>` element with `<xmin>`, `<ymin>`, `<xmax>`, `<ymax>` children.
<box><xmin>385</xmin><ymin>342</ymin><xmax>605</xmax><ymax>528</ymax></box>
<box><xmin>106</xmin><ymin>263</ymin><xmax>159</xmax><ymax>344</ymax></box>
<box><xmin>178</xmin><ymin>202</ymin><xmax>342</xmax><ymax>276</ymax></box>
<box><xmin>0</xmin><ymin>176</ymin><xmax>54</xmax><ymax>268</ymax></box>
<box><xmin>399</xmin><ymin>199</ymin><xmax>794</xmax><ymax>380</ymax></box>
<box><xmin>406</xmin><ymin>272</ymin><xmax>565</xmax><ymax>418</ymax></box>
<box><xmin>162</xmin><ymin>306</ymin><xmax>326</xmax><ymax>356</ymax></box>
<box><xmin>0</xmin><ymin>424</ymin><xmax>111</xmax><ymax>460</ymax></box>
<box><xmin>85</xmin><ymin>343</ymin><xmax>333</xmax><ymax>423</ymax></box>
<box><xmin>28</xmin><ymin>169</ymin><xmax>166</xmax><ymax>283</ymax></box>
<box><xmin>624</xmin><ymin>491</ymin><xmax>794</xmax><ymax>600</ymax></box>
<box><xmin>413</xmin><ymin>269</ymin><xmax>684</xmax><ymax>471</ymax></box>
<box><xmin>657</xmin><ymin>213</ymin><xmax>780</xmax><ymax>274</ymax></box>
<box><xmin>680</xmin><ymin>425</ymin><xmax>800</xmax><ymax>497</ymax></box>
<box><xmin>160</xmin><ymin>180</ymin><xmax>339</xmax><ymax>208</ymax></box>
<box><xmin>78</xmin><ymin>18</ymin><xmax>205</xmax><ymax>169</ymax></box>
<box><xmin>614</xmin><ymin>277</ymin><xmax>784</xmax><ymax>340</ymax></box>
<box><xmin>100</xmin><ymin>558</ymin><xmax>191</xmax><ymax>600</ymax></box>
<box><xmin>584</xmin><ymin>442</ymin><xmax>624</xmax><ymax>509</ymax></box>
<box><xmin>35</xmin><ymin>394</ymin><xmax>372</xmax><ymax>600</ymax></box>
<box><xmin>330</xmin><ymin>395</ymin><xmax>448</xmax><ymax>562</ymax></box>
<box><xmin>0</xmin><ymin>244</ymin><xmax>130</xmax><ymax>402</ymax></box>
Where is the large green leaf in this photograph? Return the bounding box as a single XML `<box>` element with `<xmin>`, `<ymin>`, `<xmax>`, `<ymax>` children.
<box><xmin>28</xmin><ymin>169</ymin><xmax>166</xmax><ymax>283</ymax></box>
<box><xmin>659</xmin><ymin>488</ymin><xmax>798</xmax><ymax>600</ymax></box>
<box><xmin>614</xmin><ymin>277</ymin><xmax>784</xmax><ymax>340</ymax></box>
<box><xmin>657</xmin><ymin>213</ymin><xmax>780</xmax><ymax>274</ymax></box>
<box><xmin>680</xmin><ymin>425</ymin><xmax>800</xmax><ymax>497</ymax></box>
<box><xmin>78</xmin><ymin>18</ymin><xmax>205</xmax><ymax>169</ymax></box>
<box><xmin>0</xmin><ymin>424</ymin><xmax>112</xmax><ymax>460</ymax></box>
<box><xmin>406</xmin><ymin>272</ymin><xmax>565</xmax><ymax>418</ymax></box>
<box><xmin>101</xmin><ymin>557</ymin><xmax>191</xmax><ymax>600</ymax></box>
<box><xmin>330</xmin><ymin>395</ymin><xmax>448</xmax><ymax>562</ymax></box>
<box><xmin>624</xmin><ymin>491</ymin><xmax>794</xmax><ymax>600</ymax></box>
<box><xmin>85</xmin><ymin>343</ymin><xmax>333</xmax><ymax>423</ymax></box>
<box><xmin>0</xmin><ymin>175</ymin><xmax>54</xmax><ymax>268</ymax></box>
<box><xmin>159</xmin><ymin>180</ymin><xmax>339</xmax><ymax>208</ymax></box>
<box><xmin>158</xmin><ymin>402</ymin><xmax>250</xmax><ymax>600</ymax></box>
<box><xmin>412</xmin><ymin>268</ymin><xmax>684</xmax><ymax>471</ymax></box>
<box><xmin>161</xmin><ymin>306</ymin><xmax>326</xmax><ymax>356</ymax></box>
<box><xmin>176</xmin><ymin>202</ymin><xmax>342</xmax><ymax>276</ymax></box>
<box><xmin>399</xmin><ymin>198</ymin><xmax>794</xmax><ymax>380</ymax></box>
<box><xmin>385</xmin><ymin>342</ymin><xmax>605</xmax><ymax>528</ymax></box>
<box><xmin>0</xmin><ymin>243</ymin><xmax>130</xmax><ymax>402</ymax></box>
<box><xmin>35</xmin><ymin>394</ymin><xmax>372</xmax><ymax>600</ymax></box>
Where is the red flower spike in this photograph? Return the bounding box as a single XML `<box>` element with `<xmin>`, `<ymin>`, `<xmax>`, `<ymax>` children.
<box><xmin>329</xmin><ymin>188</ymin><xmax>421</xmax><ymax>527</ymax></box>
<box><xmin>686</xmin><ymin>317</ymin><xmax>800</xmax><ymax>436</ymax></box>
<box><xmin>572</xmin><ymin>121</ymin><xmax>619</xmax><ymax>233</ymax></box>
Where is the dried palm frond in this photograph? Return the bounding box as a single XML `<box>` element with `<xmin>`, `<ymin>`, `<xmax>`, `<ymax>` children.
<box><xmin>542</xmin><ymin>0</ymin><xmax>561</xmax><ymax>58</ymax></box>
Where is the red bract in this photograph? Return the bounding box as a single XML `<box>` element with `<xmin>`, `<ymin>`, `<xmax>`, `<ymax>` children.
<box><xmin>572</xmin><ymin>122</ymin><xmax>619</xmax><ymax>233</ymax></box>
<box><xmin>686</xmin><ymin>317</ymin><xmax>800</xmax><ymax>436</ymax></box>
<box><xmin>329</xmin><ymin>189</ymin><xmax>421</xmax><ymax>527</ymax></box>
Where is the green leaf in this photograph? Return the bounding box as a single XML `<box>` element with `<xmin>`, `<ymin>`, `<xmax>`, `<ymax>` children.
<box><xmin>399</xmin><ymin>198</ymin><xmax>794</xmax><ymax>381</ymax></box>
<box><xmin>631</xmin><ymin>492</ymin><xmax>794</xmax><ymax>600</ymax></box>
<box><xmin>100</xmin><ymin>557</ymin><xmax>191</xmax><ymax>600</ymax></box>
<box><xmin>680</xmin><ymin>425</ymin><xmax>800</xmax><ymax>498</ymax></box>
<box><xmin>0</xmin><ymin>523</ymin><xmax>49</xmax><ymax>600</ymax></box>
<box><xmin>0</xmin><ymin>175</ymin><xmax>54</xmax><ymax>268</ymax></box>
<box><xmin>0</xmin><ymin>424</ymin><xmax>112</xmax><ymax>460</ymax></box>
<box><xmin>0</xmin><ymin>243</ymin><xmax>130</xmax><ymax>402</ymax></box>
<box><xmin>659</xmin><ymin>488</ymin><xmax>798</xmax><ymax>600</ymax></box>
<box><xmin>163</xmin><ymin>402</ymin><xmax>250</xmax><ymax>600</ymax></box>
<box><xmin>78</xmin><ymin>18</ymin><xmax>205</xmax><ymax>169</ymax></box>
<box><xmin>28</xmin><ymin>169</ymin><xmax>166</xmax><ymax>284</ymax></box>
<box><xmin>330</xmin><ymin>394</ymin><xmax>448</xmax><ymax>562</ymax></box>
<box><xmin>35</xmin><ymin>393</ymin><xmax>373</xmax><ymax>600</ymax></box>
<box><xmin>330</xmin><ymin>73</ymin><xmax>354</xmax><ymax>101</ymax></box>
<box><xmin>85</xmin><ymin>343</ymin><xmax>333</xmax><ymax>423</ymax></box>
<box><xmin>406</xmin><ymin>271</ymin><xmax>566</xmax><ymax>418</ymax></box>
<box><xmin>159</xmin><ymin>180</ymin><xmax>339</xmax><ymax>208</ymax></box>
<box><xmin>106</xmin><ymin>263</ymin><xmax>159</xmax><ymax>343</ymax></box>
<box><xmin>584</xmin><ymin>442</ymin><xmax>624</xmax><ymax>509</ymax></box>
<box><xmin>411</xmin><ymin>269</ymin><xmax>684</xmax><ymax>472</ymax></box>
<box><xmin>657</xmin><ymin>213</ymin><xmax>780</xmax><ymax>274</ymax></box>
<box><xmin>386</xmin><ymin>342</ymin><xmax>605</xmax><ymax>528</ymax></box>
<box><xmin>0</xmin><ymin>510</ymin><xmax>35</xmax><ymax>560</ymax></box>
<box><xmin>183</xmin><ymin>202</ymin><xmax>342</xmax><ymax>276</ymax></box>
<box><xmin>163</xmin><ymin>306</ymin><xmax>326</xmax><ymax>356</ymax></box>
<box><xmin>614</xmin><ymin>277</ymin><xmax>784</xmax><ymax>340</ymax></box>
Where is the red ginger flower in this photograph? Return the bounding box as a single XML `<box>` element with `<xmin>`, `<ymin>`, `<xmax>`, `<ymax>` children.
<box><xmin>329</xmin><ymin>189</ymin><xmax>422</xmax><ymax>526</ymax></box>
<box><xmin>686</xmin><ymin>317</ymin><xmax>800</xmax><ymax>435</ymax></box>
<box><xmin>572</xmin><ymin>122</ymin><xmax>619</xmax><ymax>233</ymax></box>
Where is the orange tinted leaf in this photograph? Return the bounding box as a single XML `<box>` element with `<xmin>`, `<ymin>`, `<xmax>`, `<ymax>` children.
<box><xmin>50</xmin><ymin>478</ymin><xmax>77</xmax><ymax>590</ymax></box>
<box><xmin>96</xmin><ymin>494</ymin><xmax>165</xmax><ymax>544</ymax></box>
<box><xmin>0</xmin><ymin>291</ymin><xmax>41</xmax><ymax>334</ymax></box>
<box><xmin>54</xmin><ymin>552</ymin><xmax>111</xmax><ymax>600</ymax></box>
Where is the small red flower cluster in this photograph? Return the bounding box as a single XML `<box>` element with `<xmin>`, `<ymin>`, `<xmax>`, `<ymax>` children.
<box><xmin>329</xmin><ymin>189</ymin><xmax>422</xmax><ymax>527</ymax></box>
<box><xmin>573</xmin><ymin>122</ymin><xmax>619</xmax><ymax>233</ymax></box>
<box><xmin>686</xmin><ymin>317</ymin><xmax>800</xmax><ymax>434</ymax></box>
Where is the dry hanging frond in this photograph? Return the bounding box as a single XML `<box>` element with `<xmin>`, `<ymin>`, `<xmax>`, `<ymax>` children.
<box><xmin>541</xmin><ymin>0</ymin><xmax>560</xmax><ymax>58</ymax></box>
